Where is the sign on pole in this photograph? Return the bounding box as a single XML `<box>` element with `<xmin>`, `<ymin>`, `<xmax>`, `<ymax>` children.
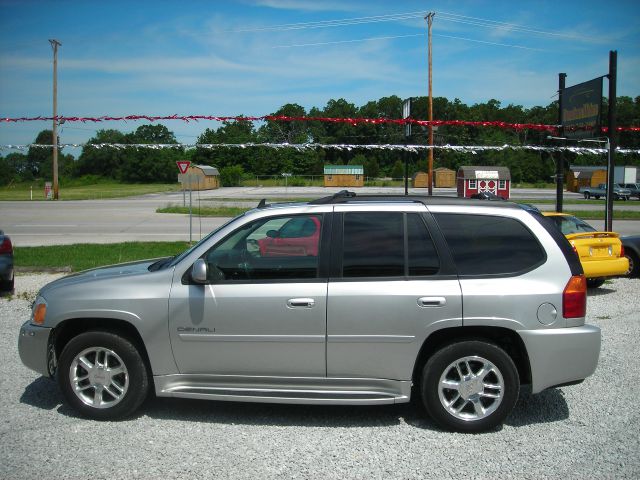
<box><xmin>561</xmin><ymin>77</ymin><xmax>603</xmax><ymax>139</ymax></box>
<box><xmin>176</xmin><ymin>161</ymin><xmax>191</xmax><ymax>174</ymax></box>
<box><xmin>402</xmin><ymin>98</ymin><xmax>412</xmax><ymax>138</ymax></box>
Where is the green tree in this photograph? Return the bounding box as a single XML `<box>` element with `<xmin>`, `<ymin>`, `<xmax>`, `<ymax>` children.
<box><xmin>77</xmin><ymin>129</ymin><xmax>128</xmax><ymax>179</ymax></box>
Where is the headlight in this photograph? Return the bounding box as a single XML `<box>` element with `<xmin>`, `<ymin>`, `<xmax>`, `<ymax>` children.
<box><xmin>32</xmin><ymin>297</ymin><xmax>47</xmax><ymax>325</ymax></box>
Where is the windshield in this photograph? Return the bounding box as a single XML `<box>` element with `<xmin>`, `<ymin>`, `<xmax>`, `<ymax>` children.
<box><xmin>550</xmin><ymin>215</ymin><xmax>597</xmax><ymax>235</ymax></box>
<box><xmin>161</xmin><ymin>215</ymin><xmax>246</xmax><ymax>269</ymax></box>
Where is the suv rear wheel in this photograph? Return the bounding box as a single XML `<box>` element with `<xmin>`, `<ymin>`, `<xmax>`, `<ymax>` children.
<box><xmin>58</xmin><ymin>331</ymin><xmax>149</xmax><ymax>420</ymax></box>
<box><xmin>421</xmin><ymin>340</ymin><xmax>519</xmax><ymax>433</ymax></box>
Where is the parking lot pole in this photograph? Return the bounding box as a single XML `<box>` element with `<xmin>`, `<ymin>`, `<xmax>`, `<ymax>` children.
<box><xmin>556</xmin><ymin>73</ymin><xmax>566</xmax><ymax>213</ymax></box>
<box><xmin>605</xmin><ymin>51</ymin><xmax>617</xmax><ymax>232</ymax></box>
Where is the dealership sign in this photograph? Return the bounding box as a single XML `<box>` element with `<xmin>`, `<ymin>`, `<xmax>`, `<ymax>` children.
<box><xmin>561</xmin><ymin>77</ymin><xmax>603</xmax><ymax>139</ymax></box>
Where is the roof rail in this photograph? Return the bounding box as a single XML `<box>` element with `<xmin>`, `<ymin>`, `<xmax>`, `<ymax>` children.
<box><xmin>309</xmin><ymin>192</ymin><xmax>520</xmax><ymax>209</ymax></box>
<box><xmin>309</xmin><ymin>190</ymin><xmax>356</xmax><ymax>204</ymax></box>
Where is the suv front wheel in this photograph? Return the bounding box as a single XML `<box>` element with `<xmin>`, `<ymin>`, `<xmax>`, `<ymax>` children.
<box><xmin>58</xmin><ymin>331</ymin><xmax>149</xmax><ymax>420</ymax></box>
<box><xmin>421</xmin><ymin>340</ymin><xmax>519</xmax><ymax>433</ymax></box>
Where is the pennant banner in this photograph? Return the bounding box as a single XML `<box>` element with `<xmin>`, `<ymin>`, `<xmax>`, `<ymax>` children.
<box><xmin>1</xmin><ymin>114</ymin><xmax>639</xmax><ymax>133</ymax></box>
<box><xmin>3</xmin><ymin>142</ymin><xmax>639</xmax><ymax>155</ymax></box>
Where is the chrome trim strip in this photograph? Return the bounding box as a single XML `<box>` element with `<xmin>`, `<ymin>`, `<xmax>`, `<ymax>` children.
<box><xmin>178</xmin><ymin>334</ymin><xmax>326</xmax><ymax>343</ymax></box>
<box><xmin>327</xmin><ymin>335</ymin><xmax>415</xmax><ymax>343</ymax></box>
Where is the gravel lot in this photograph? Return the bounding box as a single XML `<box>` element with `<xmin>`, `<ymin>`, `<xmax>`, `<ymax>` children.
<box><xmin>1</xmin><ymin>274</ymin><xmax>639</xmax><ymax>479</ymax></box>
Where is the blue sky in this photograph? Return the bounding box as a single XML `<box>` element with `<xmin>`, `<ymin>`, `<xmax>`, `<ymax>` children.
<box><xmin>1</xmin><ymin>0</ymin><xmax>638</xmax><ymax>151</ymax></box>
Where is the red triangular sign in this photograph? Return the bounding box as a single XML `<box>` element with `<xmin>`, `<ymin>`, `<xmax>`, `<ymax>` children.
<box><xmin>177</xmin><ymin>161</ymin><xmax>191</xmax><ymax>174</ymax></box>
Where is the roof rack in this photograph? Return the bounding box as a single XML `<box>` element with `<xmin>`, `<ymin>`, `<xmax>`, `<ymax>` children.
<box><xmin>309</xmin><ymin>190</ymin><xmax>356</xmax><ymax>204</ymax></box>
<box><xmin>309</xmin><ymin>191</ymin><xmax>519</xmax><ymax>209</ymax></box>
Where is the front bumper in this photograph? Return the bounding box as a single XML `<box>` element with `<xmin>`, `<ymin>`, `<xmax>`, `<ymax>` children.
<box><xmin>18</xmin><ymin>321</ymin><xmax>53</xmax><ymax>377</ymax></box>
<box><xmin>519</xmin><ymin>324</ymin><xmax>601</xmax><ymax>393</ymax></box>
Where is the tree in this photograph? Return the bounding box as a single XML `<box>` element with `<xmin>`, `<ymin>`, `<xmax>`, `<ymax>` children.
<box><xmin>119</xmin><ymin>125</ymin><xmax>183</xmax><ymax>183</ymax></box>
<box><xmin>77</xmin><ymin>129</ymin><xmax>128</xmax><ymax>179</ymax></box>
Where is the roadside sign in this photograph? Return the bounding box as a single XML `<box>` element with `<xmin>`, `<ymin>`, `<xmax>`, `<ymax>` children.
<box><xmin>176</xmin><ymin>161</ymin><xmax>191</xmax><ymax>174</ymax></box>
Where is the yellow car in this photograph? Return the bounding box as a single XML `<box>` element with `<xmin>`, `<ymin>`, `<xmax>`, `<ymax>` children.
<box><xmin>543</xmin><ymin>212</ymin><xmax>629</xmax><ymax>288</ymax></box>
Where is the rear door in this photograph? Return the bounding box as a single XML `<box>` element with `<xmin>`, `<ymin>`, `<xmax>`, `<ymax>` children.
<box><xmin>326</xmin><ymin>205</ymin><xmax>462</xmax><ymax>380</ymax></box>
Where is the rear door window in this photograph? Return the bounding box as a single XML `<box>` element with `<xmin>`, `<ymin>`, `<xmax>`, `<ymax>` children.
<box><xmin>433</xmin><ymin>213</ymin><xmax>546</xmax><ymax>276</ymax></box>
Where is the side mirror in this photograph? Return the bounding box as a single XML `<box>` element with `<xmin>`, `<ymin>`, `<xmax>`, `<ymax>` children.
<box><xmin>191</xmin><ymin>259</ymin><xmax>208</xmax><ymax>284</ymax></box>
<box><xmin>266</xmin><ymin>229</ymin><xmax>280</xmax><ymax>238</ymax></box>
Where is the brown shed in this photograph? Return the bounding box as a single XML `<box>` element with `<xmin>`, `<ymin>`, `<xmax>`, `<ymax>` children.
<box><xmin>433</xmin><ymin>167</ymin><xmax>456</xmax><ymax>188</ymax></box>
<box><xmin>412</xmin><ymin>171</ymin><xmax>429</xmax><ymax>188</ymax></box>
<box><xmin>324</xmin><ymin>165</ymin><xmax>364</xmax><ymax>187</ymax></box>
<box><xmin>178</xmin><ymin>165</ymin><xmax>220</xmax><ymax>190</ymax></box>
<box><xmin>567</xmin><ymin>166</ymin><xmax>607</xmax><ymax>192</ymax></box>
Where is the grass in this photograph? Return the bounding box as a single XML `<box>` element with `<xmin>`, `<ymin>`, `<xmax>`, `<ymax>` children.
<box><xmin>157</xmin><ymin>205</ymin><xmax>250</xmax><ymax>217</ymax></box>
<box><xmin>0</xmin><ymin>181</ymin><xmax>181</xmax><ymax>201</ymax></box>
<box><xmin>518</xmin><ymin>198</ymin><xmax>640</xmax><ymax>205</ymax></box>
<box><xmin>14</xmin><ymin>242</ymin><xmax>189</xmax><ymax>272</ymax></box>
<box><xmin>560</xmin><ymin>210</ymin><xmax>640</xmax><ymax>220</ymax></box>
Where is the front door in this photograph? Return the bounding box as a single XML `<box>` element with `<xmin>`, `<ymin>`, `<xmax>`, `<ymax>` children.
<box><xmin>478</xmin><ymin>179</ymin><xmax>497</xmax><ymax>195</ymax></box>
<box><xmin>168</xmin><ymin>213</ymin><xmax>328</xmax><ymax>377</ymax></box>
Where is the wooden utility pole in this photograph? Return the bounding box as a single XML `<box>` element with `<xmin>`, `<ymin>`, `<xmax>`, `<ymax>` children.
<box><xmin>49</xmin><ymin>39</ymin><xmax>61</xmax><ymax>200</ymax></box>
<box><xmin>425</xmin><ymin>12</ymin><xmax>435</xmax><ymax>195</ymax></box>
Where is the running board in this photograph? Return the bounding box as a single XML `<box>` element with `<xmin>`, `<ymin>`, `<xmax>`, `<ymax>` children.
<box><xmin>154</xmin><ymin>374</ymin><xmax>411</xmax><ymax>405</ymax></box>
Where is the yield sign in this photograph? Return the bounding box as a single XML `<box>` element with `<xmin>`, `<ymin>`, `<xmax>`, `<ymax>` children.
<box><xmin>176</xmin><ymin>161</ymin><xmax>191</xmax><ymax>174</ymax></box>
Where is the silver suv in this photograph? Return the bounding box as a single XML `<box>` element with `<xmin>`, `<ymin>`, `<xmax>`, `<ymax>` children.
<box><xmin>18</xmin><ymin>192</ymin><xmax>601</xmax><ymax>432</ymax></box>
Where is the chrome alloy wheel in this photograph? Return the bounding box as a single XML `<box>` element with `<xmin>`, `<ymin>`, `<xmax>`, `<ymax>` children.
<box><xmin>69</xmin><ymin>347</ymin><xmax>129</xmax><ymax>409</ymax></box>
<box><xmin>438</xmin><ymin>355</ymin><xmax>504</xmax><ymax>421</ymax></box>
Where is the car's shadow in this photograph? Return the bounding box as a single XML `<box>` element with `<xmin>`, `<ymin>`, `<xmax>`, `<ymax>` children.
<box><xmin>20</xmin><ymin>377</ymin><xmax>569</xmax><ymax>430</ymax></box>
<box><xmin>587</xmin><ymin>287</ymin><xmax>616</xmax><ymax>297</ymax></box>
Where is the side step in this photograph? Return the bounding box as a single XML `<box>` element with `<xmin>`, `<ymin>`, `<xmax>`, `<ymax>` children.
<box><xmin>154</xmin><ymin>374</ymin><xmax>411</xmax><ymax>405</ymax></box>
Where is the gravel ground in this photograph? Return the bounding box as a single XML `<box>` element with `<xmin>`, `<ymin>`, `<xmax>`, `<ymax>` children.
<box><xmin>1</xmin><ymin>274</ymin><xmax>639</xmax><ymax>479</ymax></box>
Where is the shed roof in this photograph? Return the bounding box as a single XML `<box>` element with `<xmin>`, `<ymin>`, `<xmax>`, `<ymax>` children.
<box><xmin>569</xmin><ymin>165</ymin><xmax>605</xmax><ymax>173</ymax></box>
<box><xmin>457</xmin><ymin>166</ymin><xmax>511</xmax><ymax>180</ymax></box>
<box><xmin>324</xmin><ymin>165</ymin><xmax>364</xmax><ymax>175</ymax></box>
<box><xmin>193</xmin><ymin>165</ymin><xmax>219</xmax><ymax>176</ymax></box>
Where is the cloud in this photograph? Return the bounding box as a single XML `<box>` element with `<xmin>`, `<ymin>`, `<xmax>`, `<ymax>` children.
<box><xmin>248</xmin><ymin>0</ymin><xmax>359</xmax><ymax>12</ymax></box>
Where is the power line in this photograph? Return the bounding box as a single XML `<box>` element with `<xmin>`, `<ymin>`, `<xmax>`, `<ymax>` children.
<box><xmin>272</xmin><ymin>33</ymin><xmax>424</xmax><ymax>48</ymax></box>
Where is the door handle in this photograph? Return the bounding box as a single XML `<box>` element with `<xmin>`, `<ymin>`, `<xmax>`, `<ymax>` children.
<box><xmin>418</xmin><ymin>297</ymin><xmax>446</xmax><ymax>307</ymax></box>
<box><xmin>287</xmin><ymin>298</ymin><xmax>315</xmax><ymax>308</ymax></box>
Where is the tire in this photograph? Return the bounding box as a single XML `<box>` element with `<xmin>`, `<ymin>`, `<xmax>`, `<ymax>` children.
<box><xmin>625</xmin><ymin>251</ymin><xmax>639</xmax><ymax>277</ymax></box>
<box><xmin>420</xmin><ymin>341</ymin><xmax>519</xmax><ymax>433</ymax></box>
<box><xmin>57</xmin><ymin>331</ymin><xmax>149</xmax><ymax>420</ymax></box>
<box><xmin>583</xmin><ymin>192</ymin><xmax>590</xmax><ymax>199</ymax></box>
<box><xmin>0</xmin><ymin>276</ymin><xmax>14</xmax><ymax>294</ymax></box>
<box><xmin>586</xmin><ymin>278</ymin><xmax>606</xmax><ymax>288</ymax></box>
<box><xmin>594</xmin><ymin>195</ymin><xmax>600</xmax><ymax>200</ymax></box>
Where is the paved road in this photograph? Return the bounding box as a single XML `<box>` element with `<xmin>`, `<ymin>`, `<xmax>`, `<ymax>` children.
<box><xmin>1</xmin><ymin>187</ymin><xmax>639</xmax><ymax>246</ymax></box>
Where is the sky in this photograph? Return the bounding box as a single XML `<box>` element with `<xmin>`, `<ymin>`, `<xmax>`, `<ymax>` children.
<box><xmin>0</xmin><ymin>0</ymin><xmax>639</xmax><ymax>153</ymax></box>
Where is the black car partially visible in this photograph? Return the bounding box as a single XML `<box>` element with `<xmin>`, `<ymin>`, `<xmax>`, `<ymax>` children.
<box><xmin>0</xmin><ymin>230</ymin><xmax>14</xmax><ymax>293</ymax></box>
<box><xmin>621</xmin><ymin>235</ymin><xmax>640</xmax><ymax>277</ymax></box>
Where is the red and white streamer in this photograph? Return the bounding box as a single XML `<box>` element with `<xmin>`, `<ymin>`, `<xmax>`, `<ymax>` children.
<box><xmin>1</xmin><ymin>114</ymin><xmax>639</xmax><ymax>133</ymax></box>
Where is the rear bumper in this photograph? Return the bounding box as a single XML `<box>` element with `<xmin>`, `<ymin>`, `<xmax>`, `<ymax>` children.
<box><xmin>519</xmin><ymin>324</ymin><xmax>601</xmax><ymax>393</ymax></box>
<box><xmin>18</xmin><ymin>321</ymin><xmax>53</xmax><ymax>377</ymax></box>
<box><xmin>581</xmin><ymin>257</ymin><xmax>629</xmax><ymax>278</ymax></box>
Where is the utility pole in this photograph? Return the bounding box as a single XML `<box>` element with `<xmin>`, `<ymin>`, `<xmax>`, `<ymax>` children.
<box><xmin>605</xmin><ymin>50</ymin><xmax>617</xmax><ymax>232</ymax></box>
<box><xmin>425</xmin><ymin>12</ymin><xmax>435</xmax><ymax>196</ymax></box>
<box><xmin>556</xmin><ymin>73</ymin><xmax>566</xmax><ymax>213</ymax></box>
<box><xmin>49</xmin><ymin>39</ymin><xmax>62</xmax><ymax>200</ymax></box>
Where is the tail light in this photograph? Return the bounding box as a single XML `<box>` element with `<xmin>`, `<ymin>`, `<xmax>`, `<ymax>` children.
<box><xmin>563</xmin><ymin>275</ymin><xmax>586</xmax><ymax>319</ymax></box>
<box><xmin>620</xmin><ymin>244</ymin><xmax>625</xmax><ymax>257</ymax></box>
<box><xmin>0</xmin><ymin>237</ymin><xmax>12</xmax><ymax>254</ymax></box>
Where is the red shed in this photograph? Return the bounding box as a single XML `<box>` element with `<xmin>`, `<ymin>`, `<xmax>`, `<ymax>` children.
<box><xmin>457</xmin><ymin>166</ymin><xmax>511</xmax><ymax>199</ymax></box>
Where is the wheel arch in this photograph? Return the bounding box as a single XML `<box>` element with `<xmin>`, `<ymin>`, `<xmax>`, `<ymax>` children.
<box><xmin>52</xmin><ymin>318</ymin><xmax>152</xmax><ymax>380</ymax></box>
<box><xmin>412</xmin><ymin>326</ymin><xmax>531</xmax><ymax>387</ymax></box>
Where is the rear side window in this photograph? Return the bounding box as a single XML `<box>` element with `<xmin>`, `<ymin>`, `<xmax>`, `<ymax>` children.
<box><xmin>341</xmin><ymin>212</ymin><xmax>440</xmax><ymax>278</ymax></box>
<box><xmin>434</xmin><ymin>213</ymin><xmax>546</xmax><ymax>276</ymax></box>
